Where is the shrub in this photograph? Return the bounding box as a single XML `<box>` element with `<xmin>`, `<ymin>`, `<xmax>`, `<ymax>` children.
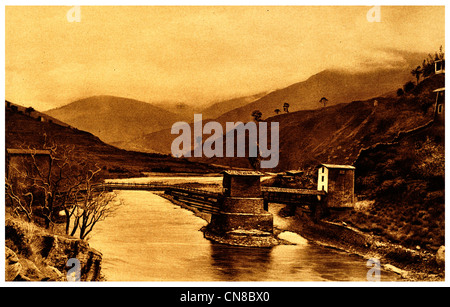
<box><xmin>403</xmin><ymin>81</ymin><xmax>415</xmax><ymax>93</ymax></box>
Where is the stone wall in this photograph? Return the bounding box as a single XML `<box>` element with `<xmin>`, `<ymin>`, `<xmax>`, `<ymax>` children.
<box><xmin>209</xmin><ymin>211</ymin><xmax>273</xmax><ymax>234</ymax></box>
<box><xmin>326</xmin><ymin>168</ymin><xmax>355</xmax><ymax>207</ymax></box>
<box><xmin>224</xmin><ymin>176</ymin><xmax>262</xmax><ymax>197</ymax></box>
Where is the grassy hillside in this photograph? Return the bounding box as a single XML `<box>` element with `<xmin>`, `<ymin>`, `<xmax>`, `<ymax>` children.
<box><xmin>45</xmin><ymin>95</ymin><xmax>185</xmax><ymax>146</ymax></box>
<box><xmin>200</xmin><ymin>91</ymin><xmax>269</xmax><ymax>120</ymax></box>
<box><xmin>343</xmin><ymin>123</ymin><xmax>445</xmax><ymax>251</ymax></box>
<box><xmin>5</xmin><ymin>100</ymin><xmax>72</xmax><ymax>128</ymax></box>
<box><xmin>5</xmin><ymin>105</ymin><xmax>221</xmax><ymax>177</ymax></box>
<box><xmin>126</xmin><ymin>68</ymin><xmax>415</xmax><ymax>155</ymax></box>
<box><xmin>269</xmin><ymin>73</ymin><xmax>445</xmax><ymax>254</ymax></box>
<box><xmin>213</xmin><ymin>68</ymin><xmax>413</xmax><ymax>124</ymax></box>
<box><xmin>195</xmin><ymin>74</ymin><xmax>443</xmax><ymax>172</ymax></box>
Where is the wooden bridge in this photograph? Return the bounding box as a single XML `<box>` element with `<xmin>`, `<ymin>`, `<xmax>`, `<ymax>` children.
<box><xmin>98</xmin><ymin>182</ymin><xmax>326</xmax><ymax>214</ymax></box>
<box><xmin>98</xmin><ymin>182</ymin><xmax>174</xmax><ymax>191</ymax></box>
<box><xmin>97</xmin><ymin>182</ymin><xmax>222</xmax><ymax>214</ymax></box>
<box><xmin>262</xmin><ymin>187</ymin><xmax>326</xmax><ymax>204</ymax></box>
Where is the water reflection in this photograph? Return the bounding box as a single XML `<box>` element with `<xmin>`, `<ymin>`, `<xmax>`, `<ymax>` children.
<box><xmin>210</xmin><ymin>244</ymin><xmax>273</xmax><ymax>281</ymax></box>
<box><xmin>89</xmin><ymin>188</ymin><xmax>401</xmax><ymax>282</ymax></box>
<box><xmin>209</xmin><ymin>243</ymin><xmax>400</xmax><ymax>281</ymax></box>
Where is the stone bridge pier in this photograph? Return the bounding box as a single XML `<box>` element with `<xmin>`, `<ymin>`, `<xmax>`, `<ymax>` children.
<box><xmin>204</xmin><ymin>171</ymin><xmax>277</xmax><ymax>247</ymax></box>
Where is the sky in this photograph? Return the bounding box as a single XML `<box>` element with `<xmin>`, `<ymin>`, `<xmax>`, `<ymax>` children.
<box><xmin>5</xmin><ymin>5</ymin><xmax>445</xmax><ymax>111</ymax></box>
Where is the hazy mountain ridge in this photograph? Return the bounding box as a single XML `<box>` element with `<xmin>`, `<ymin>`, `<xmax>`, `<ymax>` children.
<box><xmin>193</xmin><ymin>73</ymin><xmax>444</xmax><ymax>171</ymax></box>
<box><xmin>128</xmin><ymin>67</ymin><xmax>416</xmax><ymax>154</ymax></box>
<box><xmin>44</xmin><ymin>50</ymin><xmax>426</xmax><ymax>154</ymax></box>
<box><xmin>200</xmin><ymin>91</ymin><xmax>270</xmax><ymax>119</ymax></box>
<box><xmin>45</xmin><ymin>95</ymin><xmax>186</xmax><ymax>145</ymax></box>
<box><xmin>213</xmin><ymin>68</ymin><xmax>413</xmax><ymax>125</ymax></box>
<box><xmin>6</xmin><ymin>104</ymin><xmax>220</xmax><ymax>177</ymax></box>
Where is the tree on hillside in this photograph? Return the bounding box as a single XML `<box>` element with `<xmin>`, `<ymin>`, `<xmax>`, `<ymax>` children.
<box><xmin>251</xmin><ymin>110</ymin><xmax>262</xmax><ymax>122</ymax></box>
<box><xmin>421</xmin><ymin>46</ymin><xmax>445</xmax><ymax>78</ymax></box>
<box><xmin>411</xmin><ymin>66</ymin><xmax>422</xmax><ymax>85</ymax></box>
<box><xmin>274</xmin><ymin>109</ymin><xmax>280</xmax><ymax>115</ymax></box>
<box><xmin>283</xmin><ymin>103</ymin><xmax>290</xmax><ymax>113</ymax></box>
<box><xmin>6</xmin><ymin>142</ymin><xmax>77</xmax><ymax>228</ymax></box>
<box><xmin>25</xmin><ymin>107</ymin><xmax>35</xmax><ymax>116</ymax></box>
<box><xmin>403</xmin><ymin>81</ymin><xmax>415</xmax><ymax>93</ymax></box>
<box><xmin>319</xmin><ymin>97</ymin><xmax>328</xmax><ymax>108</ymax></box>
<box><xmin>396</xmin><ymin>88</ymin><xmax>404</xmax><ymax>96</ymax></box>
<box><xmin>176</xmin><ymin>103</ymin><xmax>187</xmax><ymax>110</ymax></box>
<box><xmin>5</xmin><ymin>139</ymin><xmax>119</xmax><ymax>238</ymax></box>
<box><xmin>67</xmin><ymin>172</ymin><xmax>120</xmax><ymax>240</ymax></box>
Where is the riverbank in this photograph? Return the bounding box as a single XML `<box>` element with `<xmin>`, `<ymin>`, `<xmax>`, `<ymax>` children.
<box><xmin>146</xmin><ymin>175</ymin><xmax>444</xmax><ymax>281</ymax></box>
<box><xmin>284</xmin><ymin>207</ymin><xmax>445</xmax><ymax>281</ymax></box>
<box><xmin>162</xmin><ymin>187</ymin><xmax>444</xmax><ymax>281</ymax></box>
<box><xmin>90</xmin><ymin>189</ymin><xmax>401</xmax><ymax>281</ymax></box>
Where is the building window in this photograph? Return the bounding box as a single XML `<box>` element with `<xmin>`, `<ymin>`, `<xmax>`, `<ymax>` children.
<box><xmin>435</xmin><ymin>60</ymin><xmax>445</xmax><ymax>73</ymax></box>
<box><xmin>321</xmin><ymin>176</ymin><xmax>324</xmax><ymax>182</ymax></box>
<box><xmin>438</xmin><ymin>104</ymin><xmax>443</xmax><ymax>114</ymax></box>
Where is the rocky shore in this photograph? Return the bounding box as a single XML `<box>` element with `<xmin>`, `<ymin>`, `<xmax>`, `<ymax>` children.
<box><xmin>5</xmin><ymin>218</ymin><xmax>103</xmax><ymax>281</ymax></box>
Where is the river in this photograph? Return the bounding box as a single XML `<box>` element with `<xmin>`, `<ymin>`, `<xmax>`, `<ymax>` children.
<box><xmin>88</xmin><ymin>174</ymin><xmax>401</xmax><ymax>282</ymax></box>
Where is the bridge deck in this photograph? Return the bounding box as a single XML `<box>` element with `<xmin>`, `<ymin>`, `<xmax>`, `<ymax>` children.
<box><xmin>261</xmin><ymin>187</ymin><xmax>326</xmax><ymax>196</ymax></box>
<box><xmin>98</xmin><ymin>182</ymin><xmax>171</xmax><ymax>190</ymax></box>
<box><xmin>99</xmin><ymin>182</ymin><xmax>220</xmax><ymax>195</ymax></box>
<box><xmin>100</xmin><ymin>182</ymin><xmax>326</xmax><ymax>208</ymax></box>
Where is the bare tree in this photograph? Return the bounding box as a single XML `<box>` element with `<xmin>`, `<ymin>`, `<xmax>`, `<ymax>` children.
<box><xmin>6</xmin><ymin>143</ymin><xmax>62</xmax><ymax>228</ymax></box>
<box><xmin>28</xmin><ymin>143</ymin><xmax>82</xmax><ymax>229</ymax></box>
<box><xmin>75</xmin><ymin>188</ymin><xmax>119</xmax><ymax>240</ymax></box>
<box><xmin>6</xmin><ymin>138</ymin><xmax>119</xmax><ymax>239</ymax></box>
<box><xmin>64</xmin><ymin>166</ymin><xmax>103</xmax><ymax>236</ymax></box>
<box><xmin>67</xmin><ymin>167</ymin><xmax>120</xmax><ymax>239</ymax></box>
<box><xmin>5</xmin><ymin>179</ymin><xmax>34</xmax><ymax>222</ymax></box>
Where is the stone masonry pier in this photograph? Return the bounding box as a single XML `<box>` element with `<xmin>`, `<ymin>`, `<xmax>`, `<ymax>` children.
<box><xmin>203</xmin><ymin>171</ymin><xmax>280</xmax><ymax>247</ymax></box>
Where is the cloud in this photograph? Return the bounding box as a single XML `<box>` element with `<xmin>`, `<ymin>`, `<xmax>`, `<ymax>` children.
<box><xmin>5</xmin><ymin>6</ymin><xmax>445</xmax><ymax>110</ymax></box>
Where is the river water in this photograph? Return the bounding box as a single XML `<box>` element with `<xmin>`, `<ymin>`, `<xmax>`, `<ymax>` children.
<box><xmin>88</xmin><ymin>174</ymin><xmax>401</xmax><ymax>282</ymax></box>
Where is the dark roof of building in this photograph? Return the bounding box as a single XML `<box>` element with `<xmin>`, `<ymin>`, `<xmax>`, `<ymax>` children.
<box><xmin>6</xmin><ymin>148</ymin><xmax>51</xmax><ymax>155</ymax></box>
<box><xmin>221</xmin><ymin>170</ymin><xmax>265</xmax><ymax>176</ymax></box>
<box><xmin>319</xmin><ymin>163</ymin><xmax>355</xmax><ymax>170</ymax></box>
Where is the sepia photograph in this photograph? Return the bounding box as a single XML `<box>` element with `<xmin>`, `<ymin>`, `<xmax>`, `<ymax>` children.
<box><xmin>2</xmin><ymin>3</ymin><xmax>447</xmax><ymax>292</ymax></box>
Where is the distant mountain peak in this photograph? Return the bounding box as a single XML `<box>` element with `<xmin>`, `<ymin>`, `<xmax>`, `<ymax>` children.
<box><xmin>45</xmin><ymin>95</ymin><xmax>185</xmax><ymax>144</ymax></box>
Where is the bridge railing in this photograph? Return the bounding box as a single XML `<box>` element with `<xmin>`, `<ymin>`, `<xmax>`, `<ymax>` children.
<box><xmin>167</xmin><ymin>186</ymin><xmax>222</xmax><ymax>197</ymax></box>
<box><xmin>98</xmin><ymin>182</ymin><xmax>326</xmax><ymax>208</ymax></box>
<box><xmin>261</xmin><ymin>186</ymin><xmax>326</xmax><ymax>195</ymax></box>
<box><xmin>100</xmin><ymin>182</ymin><xmax>222</xmax><ymax>196</ymax></box>
<box><xmin>98</xmin><ymin>181</ymin><xmax>223</xmax><ymax>212</ymax></box>
<box><xmin>99</xmin><ymin>182</ymin><xmax>173</xmax><ymax>188</ymax></box>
